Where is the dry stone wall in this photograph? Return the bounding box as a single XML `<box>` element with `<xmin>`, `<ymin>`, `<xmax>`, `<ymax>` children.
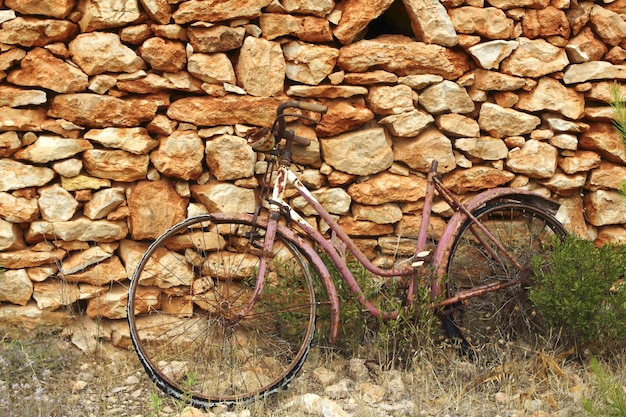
<box><xmin>0</xmin><ymin>0</ymin><xmax>625</xmax><ymax>344</ymax></box>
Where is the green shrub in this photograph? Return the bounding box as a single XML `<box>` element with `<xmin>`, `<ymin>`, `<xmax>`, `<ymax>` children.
<box><xmin>529</xmin><ymin>234</ymin><xmax>626</xmax><ymax>348</ymax></box>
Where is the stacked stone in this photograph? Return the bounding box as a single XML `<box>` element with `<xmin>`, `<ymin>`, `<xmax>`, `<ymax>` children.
<box><xmin>0</xmin><ymin>0</ymin><xmax>624</xmax><ymax>340</ymax></box>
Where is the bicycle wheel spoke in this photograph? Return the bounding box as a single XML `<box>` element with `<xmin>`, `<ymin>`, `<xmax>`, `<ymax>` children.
<box><xmin>128</xmin><ymin>215</ymin><xmax>316</xmax><ymax>407</ymax></box>
<box><xmin>444</xmin><ymin>202</ymin><xmax>567</xmax><ymax>349</ymax></box>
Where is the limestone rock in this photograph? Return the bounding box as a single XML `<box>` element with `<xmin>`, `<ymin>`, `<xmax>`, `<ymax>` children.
<box><xmin>419</xmin><ymin>81</ymin><xmax>474</xmax><ymax>114</ymax></box>
<box><xmin>139</xmin><ymin>0</ymin><xmax>172</xmax><ymax>24</ymax></box>
<box><xmin>167</xmin><ymin>95</ymin><xmax>283</xmax><ymax>127</ymax></box>
<box><xmin>0</xmin><ymin>159</ymin><xmax>55</xmax><ymax>192</ymax></box>
<box><xmin>559</xmin><ymin>150</ymin><xmax>601</xmax><ymax>174</ymax></box>
<box><xmin>0</xmin><ymin>107</ymin><xmax>47</xmax><ymax>131</ymax></box>
<box><xmin>449</xmin><ymin>7</ymin><xmax>514</xmax><ymax>39</ymax></box>
<box><xmin>579</xmin><ymin>123</ymin><xmax>626</xmax><ymax>164</ymax></box>
<box><xmin>173</xmin><ymin>0</ymin><xmax>272</xmax><ymax>24</ymax></box>
<box><xmin>316</xmin><ymin>98</ymin><xmax>375</xmax><ymax>137</ymax></box>
<box><xmin>187</xmin><ymin>53</ymin><xmax>236</xmax><ymax>84</ymax></box>
<box><xmin>151</xmin><ymin>130</ymin><xmax>205</xmax><ymax>180</ymax></box>
<box><xmin>404</xmin><ymin>0</ymin><xmax>459</xmax><ymax>47</ymax></box>
<box><xmin>478</xmin><ymin>103</ymin><xmax>540</xmax><ymax>137</ymax></box>
<box><xmin>259</xmin><ymin>13</ymin><xmax>333</xmax><ymax>42</ymax></box>
<box><xmin>191</xmin><ymin>182</ymin><xmax>256</xmax><ymax>214</ymax></box>
<box><xmin>486</xmin><ymin>0</ymin><xmax>549</xmax><ymax>8</ymax></box>
<box><xmin>187</xmin><ymin>25</ymin><xmax>246</xmax><ymax>53</ymax></box>
<box><xmin>337</xmin><ymin>217</ymin><xmax>394</xmax><ymax>237</ymax></box>
<box><xmin>292</xmin><ymin>187</ymin><xmax>352</xmax><ymax>216</ymax></box>
<box><xmin>126</xmin><ymin>180</ymin><xmax>187</xmax><ymax>240</ymax></box>
<box><xmin>588</xmin><ymin>161</ymin><xmax>626</xmax><ymax>191</ymax></box>
<box><xmin>61</xmin><ymin>175</ymin><xmax>111</xmax><ymax>191</ymax></box>
<box><xmin>0</xmin><ymin>247</ymin><xmax>66</xmax><ymax>269</ymax></box>
<box><xmin>282</xmin><ymin>41</ymin><xmax>339</xmax><ymax>86</ymax></box>
<box><xmin>0</xmin><ymin>218</ymin><xmax>24</xmax><ymax>251</ymax></box>
<box><xmin>333</xmin><ymin>0</ymin><xmax>395</xmax><ymax>45</ymax></box>
<box><xmin>236</xmin><ymin>37</ymin><xmax>285</xmax><ymax>97</ymax></box>
<box><xmin>83</xmin><ymin>149</ymin><xmax>149</xmax><ymax>182</ymax></box>
<box><xmin>0</xmin><ymin>192</ymin><xmax>39</xmax><ymax>223</ymax></box>
<box><xmin>77</xmin><ymin>0</ymin><xmax>142</xmax><ymax>31</ymax></box>
<box><xmin>0</xmin><ymin>131</ymin><xmax>21</xmax><ymax>157</ymax></box>
<box><xmin>367</xmin><ymin>85</ymin><xmax>415</xmax><ymax>115</ymax></box>
<box><xmin>562</xmin><ymin>61</ymin><xmax>626</xmax><ymax>84</ymax></box>
<box><xmin>337</xmin><ymin>35</ymin><xmax>469</xmax><ymax>80</ymax></box>
<box><xmin>69</xmin><ymin>32</ymin><xmax>145</xmax><ymax>76</ymax></box>
<box><xmin>522</xmin><ymin>6</ymin><xmax>570</xmax><ymax>39</ymax></box>
<box><xmin>139</xmin><ymin>37</ymin><xmax>187</xmax><ymax>72</ymax></box>
<box><xmin>204</xmin><ymin>134</ymin><xmax>255</xmax><ymax>181</ymax></box>
<box><xmin>454</xmin><ymin>136</ymin><xmax>509</xmax><ymax>161</ymax></box>
<box><xmin>393</xmin><ymin>127</ymin><xmax>457</xmax><ymax>174</ymax></box>
<box><xmin>281</xmin><ymin>0</ymin><xmax>333</xmax><ymax>17</ymax></box>
<box><xmin>9</xmin><ymin>47</ymin><xmax>87</xmax><ymax>93</ymax></box>
<box><xmin>541</xmin><ymin>172</ymin><xmax>587</xmax><ymax>195</ymax></box>
<box><xmin>500</xmin><ymin>38</ymin><xmax>569</xmax><ymax>78</ymax></box>
<box><xmin>5</xmin><ymin>0</ymin><xmax>76</xmax><ymax>19</ymax></box>
<box><xmin>352</xmin><ymin>203</ymin><xmax>403</xmax><ymax>224</ymax></box>
<box><xmin>286</xmin><ymin>85</ymin><xmax>368</xmax><ymax>99</ymax></box>
<box><xmin>0</xmin><ymin>17</ymin><xmax>78</xmax><ymax>47</ymax></box>
<box><xmin>505</xmin><ymin>140</ymin><xmax>558</xmax><ymax>178</ymax></box>
<box><xmin>49</xmin><ymin>94</ymin><xmax>158</xmax><ymax>128</ymax></box>
<box><xmin>589</xmin><ymin>4</ymin><xmax>626</xmax><ymax>46</ymax></box>
<box><xmin>0</xmin><ymin>269</ymin><xmax>32</xmax><ymax>306</ymax></box>
<box><xmin>27</xmin><ymin>217</ymin><xmax>128</xmax><ymax>242</ymax></box>
<box><xmin>347</xmin><ymin>172</ymin><xmax>428</xmax><ymax>205</ymax></box>
<box><xmin>472</xmin><ymin>69</ymin><xmax>525</xmax><ymax>91</ymax></box>
<box><xmin>37</xmin><ymin>183</ymin><xmax>79</xmax><ymax>222</ymax></box>
<box><xmin>565</xmin><ymin>27</ymin><xmax>608</xmax><ymax>63</ymax></box>
<box><xmin>468</xmin><ymin>40</ymin><xmax>518</xmax><ymax>70</ymax></box>
<box><xmin>436</xmin><ymin>113</ymin><xmax>480</xmax><ymax>137</ymax></box>
<box><xmin>64</xmin><ymin>255</ymin><xmax>127</xmax><ymax>286</ymax></box>
<box><xmin>380</xmin><ymin>109</ymin><xmax>434</xmax><ymax>137</ymax></box>
<box><xmin>84</xmin><ymin>187</ymin><xmax>126</xmax><ymax>220</ymax></box>
<box><xmin>84</xmin><ymin>127</ymin><xmax>159</xmax><ymax>155</ymax></box>
<box><xmin>13</xmin><ymin>135</ymin><xmax>93</xmax><ymax>163</ymax></box>
<box><xmin>516</xmin><ymin>77</ymin><xmax>585</xmax><ymax>120</ymax></box>
<box><xmin>0</xmin><ymin>86</ymin><xmax>47</xmax><ymax>107</ymax></box>
<box><xmin>584</xmin><ymin>190</ymin><xmax>626</xmax><ymax>226</ymax></box>
<box><xmin>320</xmin><ymin>128</ymin><xmax>393</xmax><ymax>176</ymax></box>
<box><xmin>86</xmin><ymin>284</ymin><xmax>135</xmax><ymax>319</ymax></box>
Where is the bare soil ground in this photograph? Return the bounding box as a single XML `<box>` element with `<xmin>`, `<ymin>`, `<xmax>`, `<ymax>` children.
<box><xmin>1</xmin><ymin>324</ymin><xmax>618</xmax><ymax>417</ymax></box>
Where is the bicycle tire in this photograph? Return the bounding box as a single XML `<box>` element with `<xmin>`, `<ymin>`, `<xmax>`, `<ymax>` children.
<box><xmin>127</xmin><ymin>214</ymin><xmax>316</xmax><ymax>407</ymax></box>
<box><xmin>443</xmin><ymin>201</ymin><xmax>567</xmax><ymax>348</ymax></box>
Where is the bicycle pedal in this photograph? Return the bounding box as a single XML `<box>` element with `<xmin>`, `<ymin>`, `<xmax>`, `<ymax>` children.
<box><xmin>411</xmin><ymin>251</ymin><xmax>431</xmax><ymax>268</ymax></box>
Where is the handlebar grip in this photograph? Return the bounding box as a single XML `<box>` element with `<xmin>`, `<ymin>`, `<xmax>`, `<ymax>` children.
<box><xmin>284</xmin><ymin>129</ymin><xmax>311</xmax><ymax>146</ymax></box>
<box><xmin>293</xmin><ymin>133</ymin><xmax>311</xmax><ymax>147</ymax></box>
<box><xmin>297</xmin><ymin>102</ymin><xmax>327</xmax><ymax>114</ymax></box>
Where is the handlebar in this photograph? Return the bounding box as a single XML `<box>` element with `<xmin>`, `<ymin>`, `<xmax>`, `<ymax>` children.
<box><xmin>246</xmin><ymin>100</ymin><xmax>328</xmax><ymax>152</ymax></box>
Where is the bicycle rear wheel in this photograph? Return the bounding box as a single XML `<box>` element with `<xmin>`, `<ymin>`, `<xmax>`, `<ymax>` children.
<box><xmin>443</xmin><ymin>202</ymin><xmax>567</xmax><ymax>348</ymax></box>
<box><xmin>127</xmin><ymin>215</ymin><xmax>316</xmax><ymax>407</ymax></box>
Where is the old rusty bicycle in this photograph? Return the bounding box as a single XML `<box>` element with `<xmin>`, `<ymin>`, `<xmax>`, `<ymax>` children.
<box><xmin>127</xmin><ymin>101</ymin><xmax>567</xmax><ymax>407</ymax></box>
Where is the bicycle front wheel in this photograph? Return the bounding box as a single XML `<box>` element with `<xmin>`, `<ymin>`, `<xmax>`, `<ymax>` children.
<box><xmin>127</xmin><ymin>215</ymin><xmax>316</xmax><ymax>407</ymax></box>
<box><xmin>443</xmin><ymin>202</ymin><xmax>567</xmax><ymax>348</ymax></box>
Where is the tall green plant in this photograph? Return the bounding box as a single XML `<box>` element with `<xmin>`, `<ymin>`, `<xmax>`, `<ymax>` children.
<box><xmin>610</xmin><ymin>84</ymin><xmax>626</xmax><ymax>199</ymax></box>
<box><xmin>582</xmin><ymin>357</ymin><xmax>626</xmax><ymax>417</ymax></box>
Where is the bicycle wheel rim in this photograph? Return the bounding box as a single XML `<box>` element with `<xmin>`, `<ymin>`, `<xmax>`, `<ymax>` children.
<box><xmin>443</xmin><ymin>202</ymin><xmax>567</xmax><ymax>349</ymax></box>
<box><xmin>127</xmin><ymin>215</ymin><xmax>316</xmax><ymax>407</ymax></box>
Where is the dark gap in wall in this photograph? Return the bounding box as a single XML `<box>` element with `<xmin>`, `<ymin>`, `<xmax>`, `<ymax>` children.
<box><xmin>365</xmin><ymin>0</ymin><xmax>414</xmax><ymax>39</ymax></box>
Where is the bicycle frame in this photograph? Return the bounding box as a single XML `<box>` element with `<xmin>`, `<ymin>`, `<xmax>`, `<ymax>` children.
<box><xmin>247</xmin><ymin>159</ymin><xmax>562</xmax><ymax>345</ymax></box>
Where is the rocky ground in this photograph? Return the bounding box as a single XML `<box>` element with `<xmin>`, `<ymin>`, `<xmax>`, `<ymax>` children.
<box><xmin>0</xmin><ymin>325</ymin><xmax>605</xmax><ymax>417</ymax></box>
